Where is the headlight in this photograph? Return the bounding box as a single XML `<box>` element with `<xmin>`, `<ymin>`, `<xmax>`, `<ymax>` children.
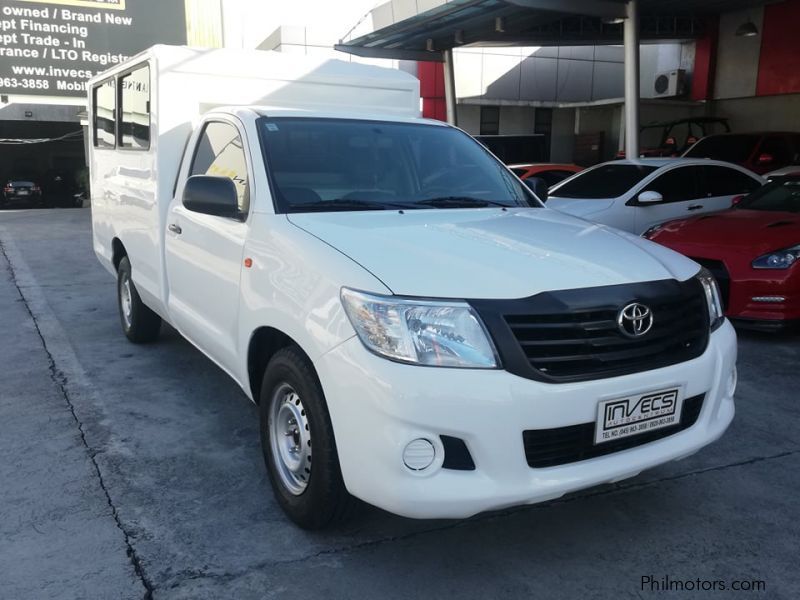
<box><xmin>752</xmin><ymin>245</ymin><xmax>800</xmax><ymax>269</ymax></box>
<box><xmin>340</xmin><ymin>288</ymin><xmax>500</xmax><ymax>368</ymax></box>
<box><xmin>696</xmin><ymin>267</ymin><xmax>724</xmax><ymax>331</ymax></box>
<box><xmin>642</xmin><ymin>224</ymin><xmax>664</xmax><ymax>239</ymax></box>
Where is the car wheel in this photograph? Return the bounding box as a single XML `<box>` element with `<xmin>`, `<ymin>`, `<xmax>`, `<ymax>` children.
<box><xmin>260</xmin><ymin>346</ymin><xmax>356</xmax><ymax>529</ymax></box>
<box><xmin>117</xmin><ymin>256</ymin><xmax>161</xmax><ymax>343</ymax></box>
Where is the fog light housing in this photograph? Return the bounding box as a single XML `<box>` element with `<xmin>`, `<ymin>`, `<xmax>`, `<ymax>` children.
<box><xmin>403</xmin><ymin>439</ymin><xmax>436</xmax><ymax>471</ymax></box>
<box><xmin>727</xmin><ymin>367</ymin><xmax>738</xmax><ymax>397</ymax></box>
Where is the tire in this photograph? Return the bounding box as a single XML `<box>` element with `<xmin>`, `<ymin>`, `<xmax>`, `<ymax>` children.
<box><xmin>259</xmin><ymin>346</ymin><xmax>357</xmax><ymax>529</ymax></box>
<box><xmin>117</xmin><ymin>256</ymin><xmax>161</xmax><ymax>343</ymax></box>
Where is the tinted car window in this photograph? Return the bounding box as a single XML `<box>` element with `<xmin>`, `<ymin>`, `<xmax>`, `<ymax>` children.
<box><xmin>259</xmin><ymin>118</ymin><xmax>534</xmax><ymax>212</ymax></box>
<box><xmin>550</xmin><ymin>164</ymin><xmax>657</xmax><ymax>199</ymax></box>
<box><xmin>536</xmin><ymin>170</ymin><xmax>576</xmax><ymax>187</ymax></box>
<box><xmin>683</xmin><ymin>135</ymin><xmax>759</xmax><ymax>162</ymax></box>
<box><xmin>738</xmin><ymin>180</ymin><xmax>800</xmax><ymax>212</ymax></box>
<box><xmin>757</xmin><ymin>135</ymin><xmax>792</xmax><ymax>164</ymax></box>
<box><xmin>701</xmin><ymin>166</ymin><xmax>761</xmax><ymax>197</ymax></box>
<box><xmin>642</xmin><ymin>167</ymin><xmax>699</xmax><ymax>203</ymax></box>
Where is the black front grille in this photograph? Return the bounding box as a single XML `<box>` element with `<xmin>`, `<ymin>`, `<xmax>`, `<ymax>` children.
<box><xmin>691</xmin><ymin>257</ymin><xmax>730</xmax><ymax>310</ymax></box>
<box><xmin>523</xmin><ymin>393</ymin><xmax>705</xmax><ymax>468</ymax></box>
<box><xmin>470</xmin><ymin>278</ymin><xmax>709</xmax><ymax>383</ymax></box>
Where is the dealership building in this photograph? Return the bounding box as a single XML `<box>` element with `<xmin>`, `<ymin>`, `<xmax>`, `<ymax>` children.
<box><xmin>2</xmin><ymin>0</ymin><xmax>800</xmax><ymax>195</ymax></box>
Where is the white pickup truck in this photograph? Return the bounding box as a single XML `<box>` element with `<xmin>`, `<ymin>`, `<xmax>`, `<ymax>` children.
<box><xmin>88</xmin><ymin>46</ymin><xmax>737</xmax><ymax>529</ymax></box>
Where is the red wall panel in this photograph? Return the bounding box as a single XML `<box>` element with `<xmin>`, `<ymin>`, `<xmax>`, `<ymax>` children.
<box><xmin>418</xmin><ymin>61</ymin><xmax>446</xmax><ymax>121</ymax></box>
<box><xmin>691</xmin><ymin>18</ymin><xmax>718</xmax><ymax>101</ymax></box>
<box><xmin>757</xmin><ymin>0</ymin><xmax>800</xmax><ymax>96</ymax></box>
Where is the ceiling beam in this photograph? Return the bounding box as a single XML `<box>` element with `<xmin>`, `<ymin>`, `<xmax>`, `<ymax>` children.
<box><xmin>333</xmin><ymin>44</ymin><xmax>445</xmax><ymax>62</ymax></box>
<box><xmin>505</xmin><ymin>0</ymin><xmax>628</xmax><ymax>19</ymax></box>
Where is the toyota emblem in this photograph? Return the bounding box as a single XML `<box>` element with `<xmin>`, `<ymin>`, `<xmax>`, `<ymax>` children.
<box><xmin>617</xmin><ymin>302</ymin><xmax>654</xmax><ymax>338</ymax></box>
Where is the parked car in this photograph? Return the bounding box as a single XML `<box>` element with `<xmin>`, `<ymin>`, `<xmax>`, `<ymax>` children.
<box><xmin>508</xmin><ymin>163</ymin><xmax>583</xmax><ymax>186</ymax></box>
<box><xmin>765</xmin><ymin>165</ymin><xmax>800</xmax><ymax>181</ymax></box>
<box><xmin>617</xmin><ymin>117</ymin><xmax>731</xmax><ymax>158</ymax></box>
<box><xmin>546</xmin><ymin>158</ymin><xmax>764</xmax><ymax>234</ymax></box>
<box><xmin>683</xmin><ymin>132</ymin><xmax>800</xmax><ymax>175</ymax></box>
<box><xmin>89</xmin><ymin>46</ymin><xmax>737</xmax><ymax>529</ymax></box>
<box><xmin>644</xmin><ymin>177</ymin><xmax>800</xmax><ymax>330</ymax></box>
<box><xmin>2</xmin><ymin>180</ymin><xmax>44</xmax><ymax>208</ymax></box>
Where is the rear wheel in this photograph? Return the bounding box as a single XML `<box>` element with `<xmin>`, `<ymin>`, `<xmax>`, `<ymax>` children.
<box><xmin>259</xmin><ymin>346</ymin><xmax>356</xmax><ymax>529</ymax></box>
<box><xmin>117</xmin><ymin>256</ymin><xmax>161</xmax><ymax>343</ymax></box>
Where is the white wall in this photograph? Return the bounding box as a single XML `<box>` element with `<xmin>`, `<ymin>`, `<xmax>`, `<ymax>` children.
<box><xmin>711</xmin><ymin>94</ymin><xmax>800</xmax><ymax>130</ymax></box>
<box><xmin>714</xmin><ymin>7</ymin><xmax>764</xmax><ymax>99</ymax></box>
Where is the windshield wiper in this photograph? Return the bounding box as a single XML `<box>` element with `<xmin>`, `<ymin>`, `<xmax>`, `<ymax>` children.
<box><xmin>288</xmin><ymin>198</ymin><xmax>415</xmax><ymax>212</ymax></box>
<box><xmin>416</xmin><ymin>196</ymin><xmax>512</xmax><ymax>208</ymax></box>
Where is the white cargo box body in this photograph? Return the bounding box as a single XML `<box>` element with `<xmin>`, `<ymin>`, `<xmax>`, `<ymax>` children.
<box><xmin>87</xmin><ymin>45</ymin><xmax>420</xmax><ymax>316</ymax></box>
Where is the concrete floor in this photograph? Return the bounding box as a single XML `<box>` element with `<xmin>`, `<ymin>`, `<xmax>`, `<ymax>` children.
<box><xmin>0</xmin><ymin>208</ymin><xmax>798</xmax><ymax>600</ymax></box>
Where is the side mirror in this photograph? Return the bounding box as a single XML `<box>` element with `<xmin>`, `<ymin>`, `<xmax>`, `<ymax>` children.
<box><xmin>731</xmin><ymin>194</ymin><xmax>745</xmax><ymax>206</ymax></box>
<box><xmin>524</xmin><ymin>177</ymin><xmax>548</xmax><ymax>202</ymax></box>
<box><xmin>183</xmin><ymin>175</ymin><xmax>240</xmax><ymax>219</ymax></box>
<box><xmin>757</xmin><ymin>153</ymin><xmax>774</xmax><ymax>166</ymax></box>
<box><xmin>637</xmin><ymin>190</ymin><xmax>663</xmax><ymax>204</ymax></box>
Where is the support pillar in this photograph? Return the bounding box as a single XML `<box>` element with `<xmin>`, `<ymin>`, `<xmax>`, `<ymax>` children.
<box><xmin>443</xmin><ymin>49</ymin><xmax>457</xmax><ymax>126</ymax></box>
<box><xmin>623</xmin><ymin>0</ymin><xmax>640</xmax><ymax>159</ymax></box>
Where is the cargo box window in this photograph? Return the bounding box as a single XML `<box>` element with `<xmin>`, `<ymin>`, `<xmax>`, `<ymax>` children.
<box><xmin>119</xmin><ymin>65</ymin><xmax>150</xmax><ymax>150</ymax></box>
<box><xmin>93</xmin><ymin>78</ymin><xmax>116</xmax><ymax>149</ymax></box>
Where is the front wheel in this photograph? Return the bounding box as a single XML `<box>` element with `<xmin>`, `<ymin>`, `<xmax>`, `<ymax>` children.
<box><xmin>259</xmin><ymin>346</ymin><xmax>356</xmax><ymax>529</ymax></box>
<box><xmin>117</xmin><ymin>256</ymin><xmax>161</xmax><ymax>343</ymax></box>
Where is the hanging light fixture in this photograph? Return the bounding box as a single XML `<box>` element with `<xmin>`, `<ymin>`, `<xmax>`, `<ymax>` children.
<box><xmin>735</xmin><ymin>19</ymin><xmax>759</xmax><ymax>37</ymax></box>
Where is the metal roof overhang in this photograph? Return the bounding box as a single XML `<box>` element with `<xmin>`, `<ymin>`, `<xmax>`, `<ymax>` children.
<box><xmin>335</xmin><ymin>0</ymin><xmax>770</xmax><ymax>62</ymax></box>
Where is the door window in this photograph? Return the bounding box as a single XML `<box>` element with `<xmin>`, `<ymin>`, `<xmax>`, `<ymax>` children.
<box><xmin>701</xmin><ymin>166</ymin><xmax>761</xmax><ymax>197</ymax></box>
<box><xmin>190</xmin><ymin>122</ymin><xmax>250</xmax><ymax>216</ymax></box>
<box><xmin>642</xmin><ymin>167</ymin><xmax>699</xmax><ymax>203</ymax></box>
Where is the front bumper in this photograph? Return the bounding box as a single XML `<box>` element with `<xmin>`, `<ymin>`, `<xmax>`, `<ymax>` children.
<box><xmin>316</xmin><ymin>321</ymin><xmax>737</xmax><ymax>519</ymax></box>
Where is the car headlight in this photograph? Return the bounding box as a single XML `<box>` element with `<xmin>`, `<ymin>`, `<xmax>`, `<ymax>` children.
<box><xmin>752</xmin><ymin>244</ymin><xmax>800</xmax><ymax>269</ymax></box>
<box><xmin>696</xmin><ymin>267</ymin><xmax>725</xmax><ymax>331</ymax></box>
<box><xmin>340</xmin><ymin>288</ymin><xmax>500</xmax><ymax>368</ymax></box>
<box><xmin>641</xmin><ymin>224</ymin><xmax>664</xmax><ymax>239</ymax></box>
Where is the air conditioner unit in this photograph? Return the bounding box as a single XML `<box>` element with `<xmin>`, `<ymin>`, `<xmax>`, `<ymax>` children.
<box><xmin>653</xmin><ymin>69</ymin><xmax>687</xmax><ymax>98</ymax></box>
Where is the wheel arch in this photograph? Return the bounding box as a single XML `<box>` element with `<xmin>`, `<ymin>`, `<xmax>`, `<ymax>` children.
<box><xmin>247</xmin><ymin>327</ymin><xmax>315</xmax><ymax>403</ymax></box>
<box><xmin>111</xmin><ymin>237</ymin><xmax>127</xmax><ymax>271</ymax></box>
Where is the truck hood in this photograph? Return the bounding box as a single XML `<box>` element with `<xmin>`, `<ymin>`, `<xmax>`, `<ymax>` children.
<box><xmin>288</xmin><ymin>207</ymin><xmax>699</xmax><ymax>299</ymax></box>
<box><xmin>545</xmin><ymin>197</ymin><xmax>616</xmax><ymax>217</ymax></box>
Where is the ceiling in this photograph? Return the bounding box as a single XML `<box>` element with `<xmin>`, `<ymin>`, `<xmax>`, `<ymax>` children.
<box><xmin>335</xmin><ymin>0</ymin><xmax>773</xmax><ymax>61</ymax></box>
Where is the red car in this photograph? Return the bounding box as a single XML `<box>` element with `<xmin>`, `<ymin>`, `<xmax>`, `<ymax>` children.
<box><xmin>683</xmin><ymin>132</ymin><xmax>800</xmax><ymax>175</ymax></box>
<box><xmin>508</xmin><ymin>163</ymin><xmax>583</xmax><ymax>186</ymax></box>
<box><xmin>644</xmin><ymin>177</ymin><xmax>800</xmax><ymax>330</ymax></box>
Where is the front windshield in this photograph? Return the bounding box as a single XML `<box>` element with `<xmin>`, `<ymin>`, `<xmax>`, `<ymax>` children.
<box><xmin>549</xmin><ymin>164</ymin><xmax>658</xmax><ymax>199</ymax></box>
<box><xmin>738</xmin><ymin>179</ymin><xmax>800</xmax><ymax>212</ymax></box>
<box><xmin>258</xmin><ymin>118</ymin><xmax>535</xmax><ymax>212</ymax></box>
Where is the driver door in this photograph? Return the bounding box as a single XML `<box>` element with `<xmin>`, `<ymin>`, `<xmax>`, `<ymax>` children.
<box><xmin>164</xmin><ymin>119</ymin><xmax>251</xmax><ymax>375</ymax></box>
<box><xmin>633</xmin><ymin>166</ymin><xmax>703</xmax><ymax>234</ymax></box>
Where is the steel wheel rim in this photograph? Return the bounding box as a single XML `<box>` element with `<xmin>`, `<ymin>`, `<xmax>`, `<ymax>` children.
<box><xmin>120</xmin><ymin>273</ymin><xmax>133</xmax><ymax>329</ymax></box>
<box><xmin>269</xmin><ymin>383</ymin><xmax>312</xmax><ymax>495</ymax></box>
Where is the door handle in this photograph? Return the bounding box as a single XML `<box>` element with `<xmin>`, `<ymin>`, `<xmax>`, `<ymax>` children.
<box><xmin>168</xmin><ymin>223</ymin><xmax>182</xmax><ymax>234</ymax></box>
<box><xmin>687</xmin><ymin>204</ymin><xmax>703</xmax><ymax>211</ymax></box>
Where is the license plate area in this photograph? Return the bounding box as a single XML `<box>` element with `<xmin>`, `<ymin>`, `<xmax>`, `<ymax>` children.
<box><xmin>595</xmin><ymin>388</ymin><xmax>683</xmax><ymax>445</ymax></box>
